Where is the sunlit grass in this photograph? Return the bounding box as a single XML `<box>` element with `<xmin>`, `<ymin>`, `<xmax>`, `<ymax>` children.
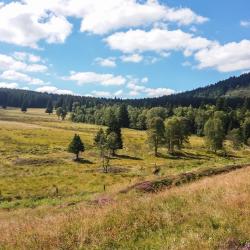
<box><xmin>0</xmin><ymin>108</ymin><xmax>250</xmax><ymax>210</ymax></box>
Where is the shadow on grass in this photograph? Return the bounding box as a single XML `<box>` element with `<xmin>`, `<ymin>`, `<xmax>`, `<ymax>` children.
<box><xmin>157</xmin><ymin>151</ymin><xmax>210</xmax><ymax>160</ymax></box>
<box><xmin>114</xmin><ymin>154</ymin><xmax>142</xmax><ymax>160</ymax></box>
<box><xmin>74</xmin><ymin>158</ymin><xmax>94</xmax><ymax>164</ymax></box>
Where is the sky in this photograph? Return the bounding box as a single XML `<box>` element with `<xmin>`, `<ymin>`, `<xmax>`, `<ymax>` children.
<box><xmin>0</xmin><ymin>0</ymin><xmax>250</xmax><ymax>98</ymax></box>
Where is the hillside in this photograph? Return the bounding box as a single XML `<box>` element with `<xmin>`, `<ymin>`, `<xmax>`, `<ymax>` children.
<box><xmin>180</xmin><ymin>72</ymin><xmax>250</xmax><ymax>98</ymax></box>
<box><xmin>0</xmin><ymin>73</ymin><xmax>250</xmax><ymax>109</ymax></box>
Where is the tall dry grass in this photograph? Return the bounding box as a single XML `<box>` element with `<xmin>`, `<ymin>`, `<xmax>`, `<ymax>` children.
<box><xmin>0</xmin><ymin>167</ymin><xmax>249</xmax><ymax>250</ymax></box>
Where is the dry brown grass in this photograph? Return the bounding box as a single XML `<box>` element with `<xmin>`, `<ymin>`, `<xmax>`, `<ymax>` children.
<box><xmin>0</xmin><ymin>166</ymin><xmax>249</xmax><ymax>250</ymax></box>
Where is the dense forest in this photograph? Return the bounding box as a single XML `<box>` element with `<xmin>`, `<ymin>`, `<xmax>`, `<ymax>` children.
<box><xmin>1</xmin><ymin>72</ymin><xmax>250</xmax><ymax>109</ymax></box>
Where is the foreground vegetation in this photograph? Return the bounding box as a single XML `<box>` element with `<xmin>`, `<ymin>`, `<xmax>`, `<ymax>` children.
<box><xmin>0</xmin><ymin>108</ymin><xmax>250</xmax><ymax>249</ymax></box>
<box><xmin>0</xmin><ymin>164</ymin><xmax>249</xmax><ymax>249</ymax></box>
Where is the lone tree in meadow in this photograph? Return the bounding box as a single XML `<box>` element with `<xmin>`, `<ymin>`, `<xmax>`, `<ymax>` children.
<box><xmin>106</xmin><ymin>113</ymin><xmax>123</xmax><ymax>154</ymax></box>
<box><xmin>68</xmin><ymin>134</ymin><xmax>85</xmax><ymax>160</ymax></box>
<box><xmin>147</xmin><ymin>117</ymin><xmax>165</xmax><ymax>156</ymax></box>
<box><xmin>56</xmin><ymin>107</ymin><xmax>67</xmax><ymax>120</ymax></box>
<box><xmin>21</xmin><ymin>99</ymin><xmax>27</xmax><ymax>113</ymax></box>
<box><xmin>45</xmin><ymin>99</ymin><xmax>53</xmax><ymax>115</ymax></box>
<box><xmin>94</xmin><ymin>128</ymin><xmax>110</xmax><ymax>172</ymax></box>
<box><xmin>204</xmin><ymin>117</ymin><xmax>225</xmax><ymax>153</ymax></box>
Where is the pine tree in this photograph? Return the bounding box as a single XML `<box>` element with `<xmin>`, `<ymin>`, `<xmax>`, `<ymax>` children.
<box><xmin>21</xmin><ymin>99</ymin><xmax>27</xmax><ymax>113</ymax></box>
<box><xmin>106</xmin><ymin>113</ymin><xmax>123</xmax><ymax>152</ymax></box>
<box><xmin>118</xmin><ymin>104</ymin><xmax>130</xmax><ymax>128</ymax></box>
<box><xmin>68</xmin><ymin>134</ymin><xmax>85</xmax><ymax>160</ymax></box>
<box><xmin>45</xmin><ymin>99</ymin><xmax>53</xmax><ymax>115</ymax></box>
<box><xmin>242</xmin><ymin>118</ymin><xmax>250</xmax><ymax>145</ymax></box>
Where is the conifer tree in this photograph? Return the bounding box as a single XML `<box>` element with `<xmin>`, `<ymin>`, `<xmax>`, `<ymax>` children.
<box><xmin>21</xmin><ymin>99</ymin><xmax>27</xmax><ymax>113</ymax></box>
<box><xmin>68</xmin><ymin>134</ymin><xmax>85</xmax><ymax>160</ymax></box>
<box><xmin>45</xmin><ymin>99</ymin><xmax>53</xmax><ymax>115</ymax></box>
<box><xmin>118</xmin><ymin>104</ymin><xmax>130</xmax><ymax>128</ymax></box>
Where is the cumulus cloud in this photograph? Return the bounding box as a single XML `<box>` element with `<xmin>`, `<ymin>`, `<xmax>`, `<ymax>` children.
<box><xmin>90</xmin><ymin>89</ymin><xmax>124</xmax><ymax>98</ymax></box>
<box><xmin>0</xmin><ymin>0</ymin><xmax>207</xmax><ymax>47</ymax></box>
<box><xmin>0</xmin><ymin>82</ymin><xmax>18</xmax><ymax>89</ymax></box>
<box><xmin>13</xmin><ymin>52</ymin><xmax>42</xmax><ymax>63</ymax></box>
<box><xmin>240</xmin><ymin>20</ymin><xmax>250</xmax><ymax>27</ymax></box>
<box><xmin>66</xmin><ymin>71</ymin><xmax>126</xmax><ymax>86</ymax></box>
<box><xmin>0</xmin><ymin>70</ymin><xmax>45</xmax><ymax>85</ymax></box>
<box><xmin>195</xmin><ymin>40</ymin><xmax>250</xmax><ymax>72</ymax></box>
<box><xmin>0</xmin><ymin>1</ymin><xmax>72</xmax><ymax>48</ymax></box>
<box><xmin>36</xmin><ymin>86</ymin><xmax>73</xmax><ymax>95</ymax></box>
<box><xmin>106</xmin><ymin>28</ymin><xmax>214</xmax><ymax>54</ymax></box>
<box><xmin>121</xmin><ymin>53</ymin><xmax>143</xmax><ymax>63</ymax></box>
<box><xmin>78</xmin><ymin>0</ymin><xmax>208</xmax><ymax>34</ymax></box>
<box><xmin>0</xmin><ymin>53</ymin><xmax>48</xmax><ymax>72</ymax></box>
<box><xmin>144</xmin><ymin>87</ymin><xmax>176</xmax><ymax>97</ymax></box>
<box><xmin>127</xmin><ymin>80</ymin><xmax>175</xmax><ymax>97</ymax></box>
<box><xmin>95</xmin><ymin>57</ymin><xmax>116</xmax><ymax>67</ymax></box>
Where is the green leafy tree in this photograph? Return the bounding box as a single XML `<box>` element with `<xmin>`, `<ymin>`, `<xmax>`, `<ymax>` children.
<box><xmin>94</xmin><ymin>128</ymin><xmax>109</xmax><ymax>172</ymax></box>
<box><xmin>147</xmin><ymin>117</ymin><xmax>165</xmax><ymax>156</ymax></box>
<box><xmin>227</xmin><ymin>128</ymin><xmax>243</xmax><ymax>149</ymax></box>
<box><xmin>106</xmin><ymin>113</ymin><xmax>123</xmax><ymax>152</ymax></box>
<box><xmin>165</xmin><ymin>116</ymin><xmax>190</xmax><ymax>153</ymax></box>
<box><xmin>242</xmin><ymin>118</ymin><xmax>250</xmax><ymax>145</ymax></box>
<box><xmin>56</xmin><ymin>107</ymin><xmax>62</xmax><ymax>119</ymax></box>
<box><xmin>56</xmin><ymin>107</ymin><xmax>67</xmax><ymax>120</ymax></box>
<box><xmin>61</xmin><ymin>109</ymin><xmax>68</xmax><ymax>120</ymax></box>
<box><xmin>204</xmin><ymin>117</ymin><xmax>225</xmax><ymax>152</ymax></box>
<box><xmin>45</xmin><ymin>99</ymin><xmax>53</xmax><ymax>115</ymax></box>
<box><xmin>68</xmin><ymin>134</ymin><xmax>85</xmax><ymax>160</ymax></box>
<box><xmin>106</xmin><ymin>132</ymin><xmax>120</xmax><ymax>156</ymax></box>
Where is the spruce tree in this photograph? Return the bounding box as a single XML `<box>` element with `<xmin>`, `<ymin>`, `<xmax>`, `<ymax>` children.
<box><xmin>68</xmin><ymin>134</ymin><xmax>85</xmax><ymax>160</ymax></box>
<box><xmin>45</xmin><ymin>99</ymin><xmax>53</xmax><ymax>115</ymax></box>
<box><xmin>21</xmin><ymin>99</ymin><xmax>27</xmax><ymax>113</ymax></box>
<box><xmin>118</xmin><ymin>104</ymin><xmax>130</xmax><ymax>128</ymax></box>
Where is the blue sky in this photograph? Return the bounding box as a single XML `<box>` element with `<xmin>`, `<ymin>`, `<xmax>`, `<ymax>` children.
<box><xmin>0</xmin><ymin>0</ymin><xmax>250</xmax><ymax>98</ymax></box>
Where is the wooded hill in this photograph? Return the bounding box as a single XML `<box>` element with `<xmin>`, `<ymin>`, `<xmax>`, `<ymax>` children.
<box><xmin>0</xmin><ymin>72</ymin><xmax>250</xmax><ymax>109</ymax></box>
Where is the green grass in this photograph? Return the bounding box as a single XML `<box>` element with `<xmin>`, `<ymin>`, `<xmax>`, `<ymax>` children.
<box><xmin>0</xmin><ymin>108</ymin><xmax>250</xmax><ymax>210</ymax></box>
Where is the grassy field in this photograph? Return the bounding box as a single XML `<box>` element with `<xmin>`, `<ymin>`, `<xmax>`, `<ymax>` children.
<box><xmin>1</xmin><ymin>108</ymin><xmax>250</xmax><ymax>210</ymax></box>
<box><xmin>0</xmin><ymin>108</ymin><xmax>250</xmax><ymax>249</ymax></box>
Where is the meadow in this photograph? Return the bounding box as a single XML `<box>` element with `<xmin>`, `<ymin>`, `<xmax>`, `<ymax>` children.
<box><xmin>1</xmin><ymin>108</ymin><xmax>250</xmax><ymax>210</ymax></box>
<box><xmin>0</xmin><ymin>108</ymin><xmax>249</xmax><ymax>249</ymax></box>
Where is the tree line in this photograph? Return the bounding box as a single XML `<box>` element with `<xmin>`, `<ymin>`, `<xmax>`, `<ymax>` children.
<box><xmin>1</xmin><ymin>72</ymin><xmax>250</xmax><ymax>110</ymax></box>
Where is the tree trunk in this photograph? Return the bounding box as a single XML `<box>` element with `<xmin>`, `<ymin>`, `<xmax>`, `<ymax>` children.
<box><xmin>76</xmin><ymin>152</ymin><xmax>79</xmax><ymax>160</ymax></box>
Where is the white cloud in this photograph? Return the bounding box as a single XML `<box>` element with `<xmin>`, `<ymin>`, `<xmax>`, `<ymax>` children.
<box><xmin>36</xmin><ymin>86</ymin><xmax>73</xmax><ymax>95</ymax></box>
<box><xmin>121</xmin><ymin>53</ymin><xmax>143</xmax><ymax>63</ymax></box>
<box><xmin>240</xmin><ymin>20</ymin><xmax>250</xmax><ymax>27</ymax></box>
<box><xmin>195</xmin><ymin>40</ymin><xmax>250</xmax><ymax>72</ymax></box>
<box><xmin>0</xmin><ymin>70</ymin><xmax>45</xmax><ymax>85</ymax></box>
<box><xmin>0</xmin><ymin>0</ymin><xmax>207</xmax><ymax>47</ymax></box>
<box><xmin>95</xmin><ymin>57</ymin><xmax>116</xmax><ymax>67</ymax></box>
<box><xmin>91</xmin><ymin>90</ymin><xmax>112</xmax><ymax>98</ymax></box>
<box><xmin>0</xmin><ymin>82</ymin><xmax>18</xmax><ymax>89</ymax></box>
<box><xmin>78</xmin><ymin>0</ymin><xmax>207</xmax><ymax>34</ymax></box>
<box><xmin>66</xmin><ymin>71</ymin><xmax>126</xmax><ymax>86</ymax></box>
<box><xmin>0</xmin><ymin>53</ymin><xmax>48</xmax><ymax>72</ymax></box>
<box><xmin>0</xmin><ymin>1</ymin><xmax>72</xmax><ymax>48</ymax></box>
<box><xmin>144</xmin><ymin>87</ymin><xmax>175</xmax><ymax>97</ymax></box>
<box><xmin>127</xmin><ymin>80</ymin><xmax>175</xmax><ymax>97</ymax></box>
<box><xmin>114</xmin><ymin>89</ymin><xmax>123</xmax><ymax>97</ymax></box>
<box><xmin>13</xmin><ymin>52</ymin><xmax>41</xmax><ymax>63</ymax></box>
<box><xmin>106</xmin><ymin>28</ymin><xmax>214</xmax><ymax>54</ymax></box>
